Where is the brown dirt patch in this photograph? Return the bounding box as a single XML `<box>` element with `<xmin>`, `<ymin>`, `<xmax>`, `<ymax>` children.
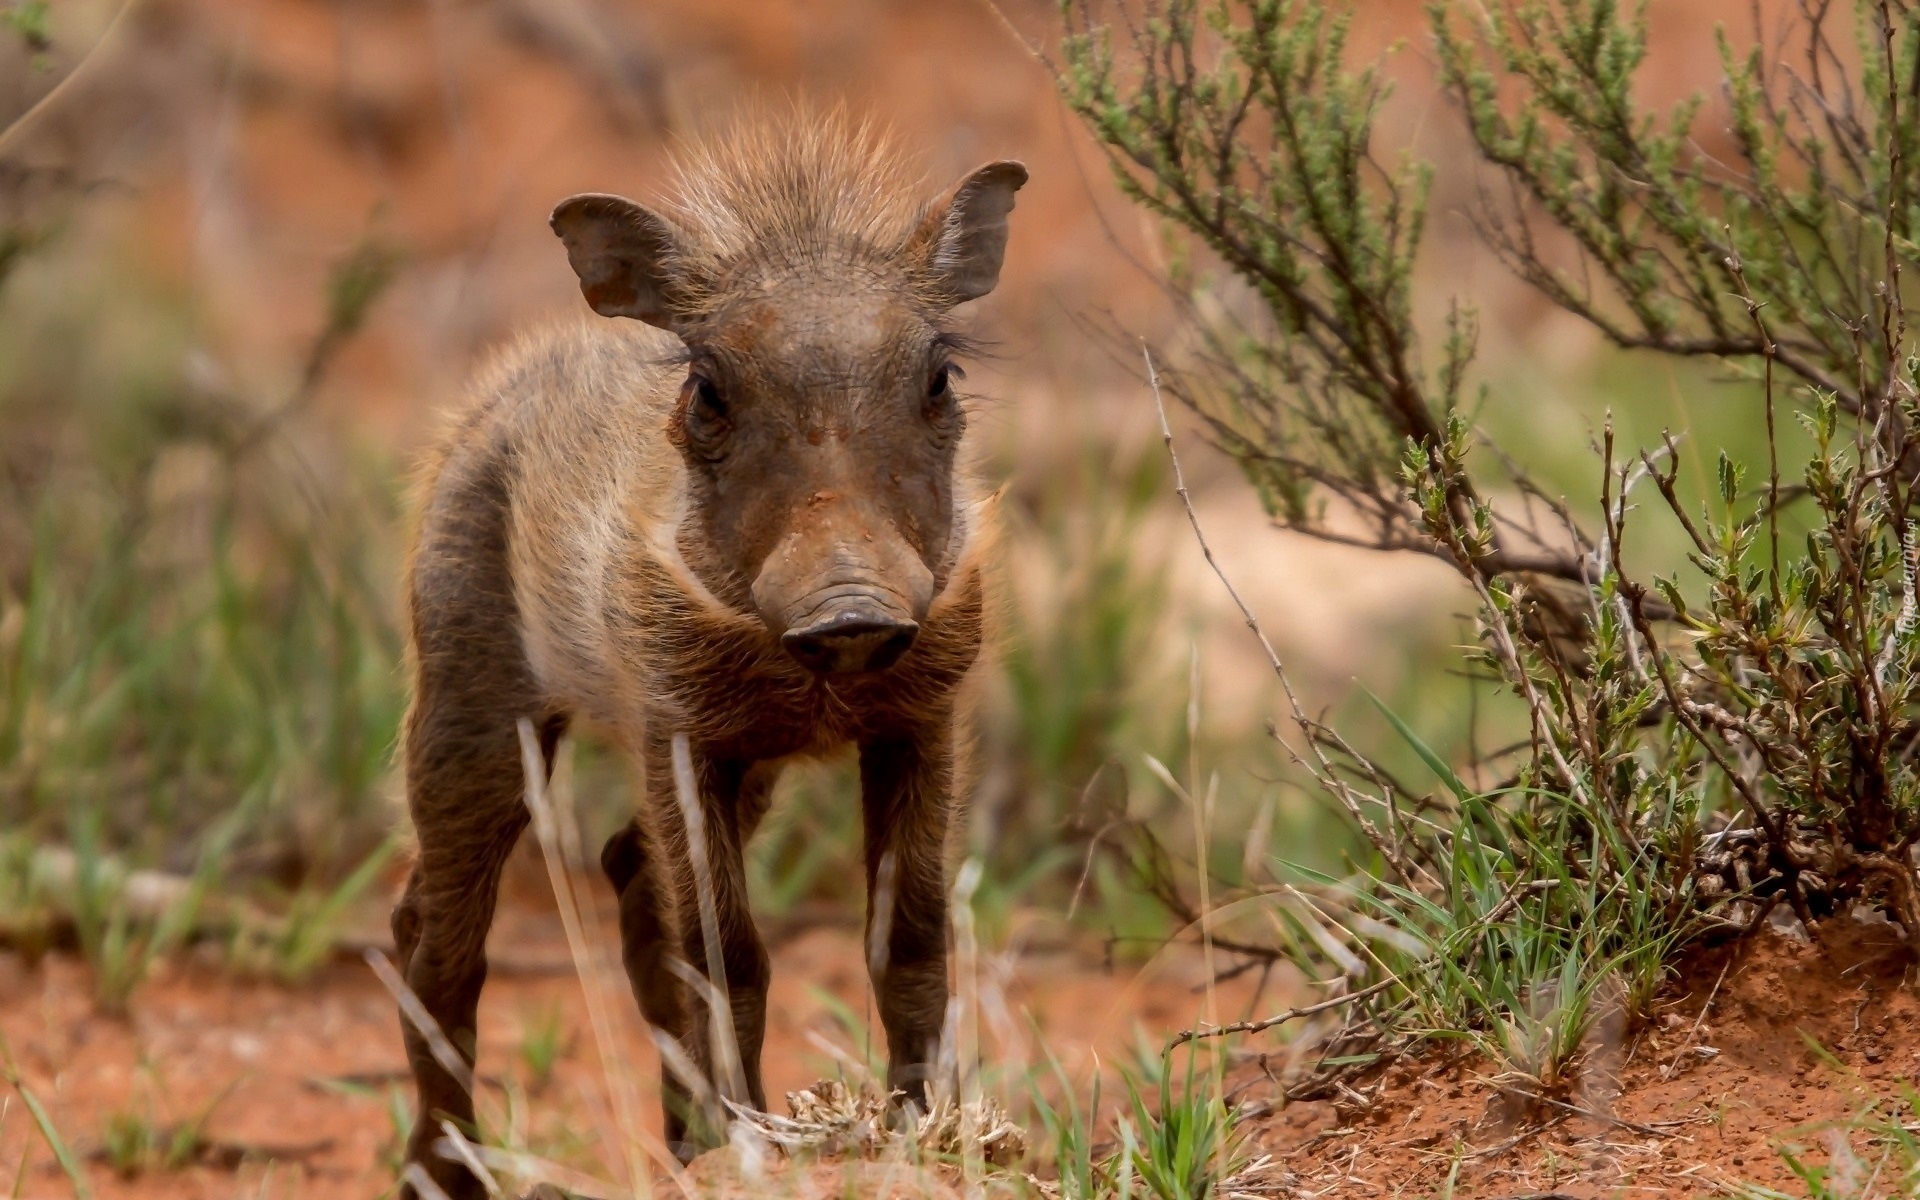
<box><xmin>0</xmin><ymin>888</ymin><xmax>1271</xmax><ymax>1199</ymax></box>
<box><xmin>10</xmin><ymin>898</ymin><xmax>1920</xmax><ymax>1198</ymax></box>
<box><xmin>1241</xmin><ymin>920</ymin><xmax>1920</xmax><ymax>1198</ymax></box>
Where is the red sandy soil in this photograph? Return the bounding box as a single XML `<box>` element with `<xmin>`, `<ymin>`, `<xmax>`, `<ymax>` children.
<box><xmin>5</xmin><ymin>895</ymin><xmax>1916</xmax><ymax>1199</ymax></box>
<box><xmin>0</xmin><ymin>870</ymin><xmax>1274</xmax><ymax>1200</ymax></box>
<box><xmin>1241</xmin><ymin>920</ymin><xmax>1920</xmax><ymax>1198</ymax></box>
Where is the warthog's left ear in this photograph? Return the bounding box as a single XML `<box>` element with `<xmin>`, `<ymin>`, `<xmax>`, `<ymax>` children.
<box><xmin>921</xmin><ymin>161</ymin><xmax>1028</xmax><ymax>305</ymax></box>
<box><xmin>550</xmin><ymin>194</ymin><xmax>693</xmax><ymax>333</ymax></box>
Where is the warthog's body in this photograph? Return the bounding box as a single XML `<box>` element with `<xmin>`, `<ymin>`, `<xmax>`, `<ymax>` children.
<box><xmin>391</xmin><ymin>115</ymin><xmax>1024</xmax><ymax>1197</ymax></box>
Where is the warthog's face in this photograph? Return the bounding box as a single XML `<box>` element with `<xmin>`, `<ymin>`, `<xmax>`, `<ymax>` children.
<box><xmin>552</xmin><ymin>159</ymin><xmax>1025</xmax><ymax>675</ymax></box>
<box><xmin>662</xmin><ymin>290</ymin><xmax>967</xmax><ymax>674</ymax></box>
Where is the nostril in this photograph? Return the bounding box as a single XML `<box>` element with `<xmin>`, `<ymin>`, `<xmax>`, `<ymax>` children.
<box><xmin>868</xmin><ymin>626</ymin><xmax>918</xmax><ymax>671</ymax></box>
<box><xmin>781</xmin><ymin>614</ymin><xmax>920</xmax><ymax>674</ymax></box>
<box><xmin>781</xmin><ymin>636</ymin><xmax>832</xmax><ymax>671</ymax></box>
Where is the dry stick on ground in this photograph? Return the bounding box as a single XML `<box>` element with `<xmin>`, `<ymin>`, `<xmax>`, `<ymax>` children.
<box><xmin>1170</xmin><ymin>973</ymin><xmax>1403</xmax><ymax>1051</ymax></box>
<box><xmin>1659</xmin><ymin>947</ymin><xmax>1732</xmax><ymax>1082</ymax></box>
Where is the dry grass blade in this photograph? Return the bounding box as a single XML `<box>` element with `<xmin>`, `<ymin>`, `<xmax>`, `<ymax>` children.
<box><xmin>435</xmin><ymin>1120</ymin><xmax>504</xmax><ymax>1197</ymax></box>
<box><xmin>0</xmin><ymin>0</ymin><xmax>140</xmax><ymax>151</ymax></box>
<box><xmin>516</xmin><ymin>718</ymin><xmax>662</xmax><ymax>1197</ymax></box>
<box><xmin>460</xmin><ymin>1144</ymin><xmax>630</xmax><ymax>1200</ymax></box>
<box><xmin>668</xmin><ymin>731</ymin><xmax>751</xmax><ymax>1128</ymax></box>
<box><xmin>946</xmin><ymin>855</ymin><xmax>985</xmax><ymax>1195</ymax></box>
<box><xmin>2</xmin><ymin>1047</ymin><xmax>93</xmax><ymax>1200</ymax></box>
<box><xmin>868</xmin><ymin>847</ymin><xmax>897</xmax><ymax>983</ymax></box>
<box><xmin>365</xmin><ymin>949</ymin><xmax>474</xmax><ymax>1100</ymax></box>
<box><xmin>401</xmin><ymin>1163</ymin><xmax>456</xmax><ymax>1200</ymax></box>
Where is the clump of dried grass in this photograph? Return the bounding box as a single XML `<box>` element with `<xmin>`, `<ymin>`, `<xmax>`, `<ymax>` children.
<box><xmin>728</xmin><ymin>1078</ymin><xmax>1028</xmax><ymax>1168</ymax></box>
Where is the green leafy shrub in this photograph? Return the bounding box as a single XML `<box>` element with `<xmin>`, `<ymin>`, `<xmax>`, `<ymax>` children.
<box><xmin>1058</xmin><ymin>0</ymin><xmax>1920</xmax><ymax>1091</ymax></box>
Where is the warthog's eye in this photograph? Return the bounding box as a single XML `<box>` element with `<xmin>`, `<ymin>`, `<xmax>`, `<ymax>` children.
<box><xmin>680</xmin><ymin>374</ymin><xmax>731</xmax><ymax>460</ymax></box>
<box><xmin>925</xmin><ymin>363</ymin><xmax>962</xmax><ymax>421</ymax></box>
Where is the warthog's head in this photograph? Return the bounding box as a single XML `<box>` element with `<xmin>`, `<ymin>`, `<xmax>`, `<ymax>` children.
<box><xmin>551</xmin><ymin>120</ymin><xmax>1025</xmax><ymax>675</ymax></box>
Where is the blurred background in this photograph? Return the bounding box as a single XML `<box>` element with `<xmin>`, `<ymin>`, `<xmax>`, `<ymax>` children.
<box><xmin>0</xmin><ymin>0</ymin><xmax>1468</xmax><ymax>923</ymax></box>
<box><xmin>0</xmin><ymin>0</ymin><xmax>1791</xmax><ymax>1195</ymax></box>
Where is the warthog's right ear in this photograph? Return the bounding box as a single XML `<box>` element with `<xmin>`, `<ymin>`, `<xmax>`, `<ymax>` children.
<box><xmin>550</xmin><ymin>194</ymin><xmax>692</xmax><ymax>332</ymax></box>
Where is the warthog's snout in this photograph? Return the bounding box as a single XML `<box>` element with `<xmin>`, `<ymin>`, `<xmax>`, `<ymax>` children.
<box><xmin>781</xmin><ymin>608</ymin><xmax>920</xmax><ymax>674</ymax></box>
<box><xmin>753</xmin><ymin>509</ymin><xmax>936</xmax><ymax>676</ymax></box>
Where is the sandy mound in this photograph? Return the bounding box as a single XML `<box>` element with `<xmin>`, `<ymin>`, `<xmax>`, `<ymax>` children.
<box><xmin>1243</xmin><ymin>921</ymin><xmax>1919</xmax><ymax>1197</ymax></box>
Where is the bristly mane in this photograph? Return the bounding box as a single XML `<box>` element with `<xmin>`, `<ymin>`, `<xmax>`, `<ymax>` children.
<box><xmin>662</xmin><ymin>108</ymin><xmax>944</xmax><ymax>312</ymax></box>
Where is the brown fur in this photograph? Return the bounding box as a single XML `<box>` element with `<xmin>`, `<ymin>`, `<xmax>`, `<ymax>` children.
<box><xmin>392</xmin><ymin>111</ymin><xmax>1024</xmax><ymax>1198</ymax></box>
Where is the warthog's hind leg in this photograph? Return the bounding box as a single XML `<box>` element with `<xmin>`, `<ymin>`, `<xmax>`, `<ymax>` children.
<box><xmin>394</xmin><ymin>445</ymin><xmax>568</xmax><ymax>1200</ymax></box>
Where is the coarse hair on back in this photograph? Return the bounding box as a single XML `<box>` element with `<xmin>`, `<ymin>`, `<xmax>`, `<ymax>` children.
<box><xmin>661</xmin><ymin>106</ymin><xmax>946</xmax><ymax>309</ymax></box>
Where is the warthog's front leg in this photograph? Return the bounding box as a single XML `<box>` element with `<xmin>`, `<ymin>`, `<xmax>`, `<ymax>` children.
<box><xmin>859</xmin><ymin>719</ymin><xmax>956</xmax><ymax>1112</ymax></box>
<box><xmin>605</xmin><ymin>740</ymin><xmax>774</xmax><ymax>1162</ymax></box>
